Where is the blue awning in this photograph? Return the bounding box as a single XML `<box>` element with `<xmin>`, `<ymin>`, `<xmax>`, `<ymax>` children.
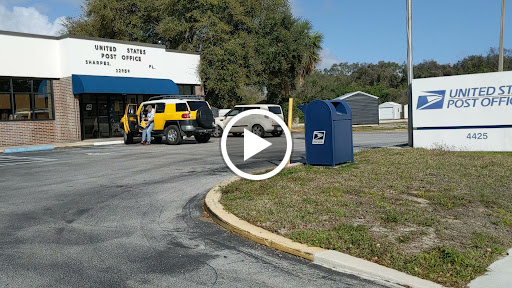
<box><xmin>72</xmin><ymin>75</ymin><xmax>179</xmax><ymax>95</ymax></box>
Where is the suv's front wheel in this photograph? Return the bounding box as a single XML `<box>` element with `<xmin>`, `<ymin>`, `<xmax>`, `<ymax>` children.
<box><xmin>195</xmin><ymin>133</ymin><xmax>211</xmax><ymax>143</ymax></box>
<box><xmin>124</xmin><ymin>131</ymin><xmax>134</xmax><ymax>144</ymax></box>
<box><xmin>165</xmin><ymin>125</ymin><xmax>182</xmax><ymax>145</ymax></box>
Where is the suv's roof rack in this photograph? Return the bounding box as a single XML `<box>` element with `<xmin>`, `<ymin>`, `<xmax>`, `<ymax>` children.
<box><xmin>148</xmin><ymin>95</ymin><xmax>205</xmax><ymax>101</ymax></box>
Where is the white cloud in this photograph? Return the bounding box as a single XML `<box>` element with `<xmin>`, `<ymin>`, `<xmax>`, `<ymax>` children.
<box><xmin>0</xmin><ymin>4</ymin><xmax>66</xmax><ymax>36</ymax></box>
<box><xmin>317</xmin><ymin>48</ymin><xmax>340</xmax><ymax>70</ymax></box>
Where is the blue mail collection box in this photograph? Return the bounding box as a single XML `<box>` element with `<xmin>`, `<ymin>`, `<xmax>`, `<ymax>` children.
<box><xmin>298</xmin><ymin>99</ymin><xmax>354</xmax><ymax>166</ymax></box>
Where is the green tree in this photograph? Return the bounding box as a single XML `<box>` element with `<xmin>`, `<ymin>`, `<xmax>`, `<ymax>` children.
<box><xmin>64</xmin><ymin>0</ymin><xmax>323</xmax><ymax>108</ymax></box>
<box><xmin>63</xmin><ymin>0</ymin><xmax>162</xmax><ymax>43</ymax></box>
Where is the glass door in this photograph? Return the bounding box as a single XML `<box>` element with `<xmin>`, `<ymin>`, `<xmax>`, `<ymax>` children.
<box><xmin>97</xmin><ymin>95</ymin><xmax>109</xmax><ymax>138</ymax></box>
<box><xmin>109</xmin><ymin>95</ymin><xmax>125</xmax><ymax>137</ymax></box>
<box><xmin>80</xmin><ymin>94</ymin><xmax>129</xmax><ymax>139</ymax></box>
<box><xmin>81</xmin><ymin>94</ymin><xmax>99</xmax><ymax>139</ymax></box>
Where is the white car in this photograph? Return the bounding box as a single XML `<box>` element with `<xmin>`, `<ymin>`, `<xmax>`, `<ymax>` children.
<box><xmin>213</xmin><ymin>104</ymin><xmax>284</xmax><ymax>137</ymax></box>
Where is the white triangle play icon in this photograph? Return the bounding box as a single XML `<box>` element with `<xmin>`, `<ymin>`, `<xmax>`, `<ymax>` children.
<box><xmin>244</xmin><ymin>128</ymin><xmax>272</xmax><ymax>161</ymax></box>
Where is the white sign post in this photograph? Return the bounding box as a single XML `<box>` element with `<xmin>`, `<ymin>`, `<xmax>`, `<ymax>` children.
<box><xmin>412</xmin><ymin>71</ymin><xmax>512</xmax><ymax>151</ymax></box>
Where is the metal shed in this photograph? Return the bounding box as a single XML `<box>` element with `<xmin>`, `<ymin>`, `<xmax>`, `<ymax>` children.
<box><xmin>334</xmin><ymin>91</ymin><xmax>379</xmax><ymax>125</ymax></box>
<box><xmin>379</xmin><ymin>102</ymin><xmax>403</xmax><ymax>120</ymax></box>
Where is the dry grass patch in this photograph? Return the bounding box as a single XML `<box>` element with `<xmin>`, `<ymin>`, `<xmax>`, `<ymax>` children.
<box><xmin>353</xmin><ymin>121</ymin><xmax>408</xmax><ymax>132</ymax></box>
<box><xmin>220</xmin><ymin>148</ymin><xmax>512</xmax><ymax>287</ymax></box>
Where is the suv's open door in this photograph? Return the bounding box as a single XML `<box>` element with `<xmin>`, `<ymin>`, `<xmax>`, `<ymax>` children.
<box><xmin>124</xmin><ymin>104</ymin><xmax>138</xmax><ymax>133</ymax></box>
<box><xmin>122</xmin><ymin>104</ymin><xmax>139</xmax><ymax>144</ymax></box>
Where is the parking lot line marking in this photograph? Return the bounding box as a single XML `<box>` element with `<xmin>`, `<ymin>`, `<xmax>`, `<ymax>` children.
<box><xmin>0</xmin><ymin>155</ymin><xmax>57</xmax><ymax>167</ymax></box>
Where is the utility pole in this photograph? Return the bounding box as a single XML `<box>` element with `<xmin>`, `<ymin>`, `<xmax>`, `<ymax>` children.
<box><xmin>499</xmin><ymin>0</ymin><xmax>506</xmax><ymax>71</ymax></box>
<box><xmin>406</xmin><ymin>0</ymin><xmax>414</xmax><ymax>147</ymax></box>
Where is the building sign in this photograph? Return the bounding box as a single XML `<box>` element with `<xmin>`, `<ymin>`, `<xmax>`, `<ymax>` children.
<box><xmin>84</xmin><ymin>44</ymin><xmax>156</xmax><ymax>73</ymax></box>
<box><xmin>59</xmin><ymin>38</ymin><xmax>200</xmax><ymax>82</ymax></box>
<box><xmin>65</xmin><ymin>40</ymin><xmax>162</xmax><ymax>78</ymax></box>
<box><xmin>412</xmin><ymin>71</ymin><xmax>512</xmax><ymax>151</ymax></box>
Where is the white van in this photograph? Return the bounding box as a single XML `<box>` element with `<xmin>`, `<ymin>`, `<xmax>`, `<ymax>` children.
<box><xmin>213</xmin><ymin>104</ymin><xmax>284</xmax><ymax>137</ymax></box>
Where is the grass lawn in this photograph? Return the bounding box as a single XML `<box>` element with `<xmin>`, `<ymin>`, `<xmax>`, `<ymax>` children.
<box><xmin>220</xmin><ymin>148</ymin><xmax>512</xmax><ymax>287</ymax></box>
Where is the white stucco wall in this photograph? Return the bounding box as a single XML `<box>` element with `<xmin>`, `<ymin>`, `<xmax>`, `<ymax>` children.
<box><xmin>0</xmin><ymin>32</ymin><xmax>201</xmax><ymax>84</ymax></box>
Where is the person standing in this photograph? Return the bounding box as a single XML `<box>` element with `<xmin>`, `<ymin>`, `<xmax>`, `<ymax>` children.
<box><xmin>141</xmin><ymin>105</ymin><xmax>155</xmax><ymax>145</ymax></box>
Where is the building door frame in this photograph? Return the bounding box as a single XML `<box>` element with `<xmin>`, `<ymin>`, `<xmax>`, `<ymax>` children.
<box><xmin>80</xmin><ymin>94</ymin><xmax>128</xmax><ymax>140</ymax></box>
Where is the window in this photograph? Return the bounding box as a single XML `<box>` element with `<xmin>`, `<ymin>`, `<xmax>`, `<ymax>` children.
<box><xmin>226</xmin><ymin>109</ymin><xmax>241</xmax><ymax>117</ymax></box>
<box><xmin>0</xmin><ymin>78</ymin><xmax>54</xmax><ymax>121</ymax></box>
<box><xmin>0</xmin><ymin>79</ymin><xmax>10</xmax><ymax>92</ymax></box>
<box><xmin>0</xmin><ymin>94</ymin><xmax>11</xmax><ymax>120</ymax></box>
<box><xmin>187</xmin><ymin>101</ymin><xmax>208</xmax><ymax>111</ymax></box>
<box><xmin>34</xmin><ymin>93</ymin><xmax>51</xmax><ymax>119</ymax></box>
<box><xmin>14</xmin><ymin>94</ymin><xmax>31</xmax><ymax>120</ymax></box>
<box><xmin>268</xmin><ymin>106</ymin><xmax>282</xmax><ymax>114</ymax></box>
<box><xmin>155</xmin><ymin>103</ymin><xmax>165</xmax><ymax>113</ymax></box>
<box><xmin>12</xmin><ymin>79</ymin><xmax>31</xmax><ymax>93</ymax></box>
<box><xmin>175</xmin><ymin>103</ymin><xmax>188</xmax><ymax>112</ymax></box>
<box><xmin>177</xmin><ymin>84</ymin><xmax>195</xmax><ymax>95</ymax></box>
<box><xmin>0</xmin><ymin>79</ymin><xmax>10</xmax><ymax>120</ymax></box>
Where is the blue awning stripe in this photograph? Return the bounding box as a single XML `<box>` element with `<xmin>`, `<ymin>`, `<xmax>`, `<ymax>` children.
<box><xmin>72</xmin><ymin>75</ymin><xmax>179</xmax><ymax>95</ymax></box>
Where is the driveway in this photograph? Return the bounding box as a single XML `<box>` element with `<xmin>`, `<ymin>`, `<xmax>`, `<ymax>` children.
<box><xmin>0</xmin><ymin>132</ymin><xmax>407</xmax><ymax>287</ymax></box>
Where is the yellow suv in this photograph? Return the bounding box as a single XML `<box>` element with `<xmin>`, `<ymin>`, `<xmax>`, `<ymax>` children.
<box><xmin>120</xmin><ymin>95</ymin><xmax>215</xmax><ymax>145</ymax></box>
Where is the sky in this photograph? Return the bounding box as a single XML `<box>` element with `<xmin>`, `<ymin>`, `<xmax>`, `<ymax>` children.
<box><xmin>0</xmin><ymin>0</ymin><xmax>510</xmax><ymax>70</ymax></box>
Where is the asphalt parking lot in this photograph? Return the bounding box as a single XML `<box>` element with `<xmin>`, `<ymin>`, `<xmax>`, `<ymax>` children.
<box><xmin>0</xmin><ymin>132</ymin><xmax>407</xmax><ymax>288</ymax></box>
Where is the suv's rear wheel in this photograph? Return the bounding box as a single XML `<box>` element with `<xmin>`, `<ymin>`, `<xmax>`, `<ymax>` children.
<box><xmin>195</xmin><ymin>133</ymin><xmax>211</xmax><ymax>143</ymax></box>
<box><xmin>252</xmin><ymin>124</ymin><xmax>265</xmax><ymax>138</ymax></box>
<box><xmin>124</xmin><ymin>131</ymin><xmax>134</xmax><ymax>144</ymax></box>
<box><xmin>165</xmin><ymin>125</ymin><xmax>182</xmax><ymax>145</ymax></box>
<box><xmin>271</xmin><ymin>131</ymin><xmax>282</xmax><ymax>137</ymax></box>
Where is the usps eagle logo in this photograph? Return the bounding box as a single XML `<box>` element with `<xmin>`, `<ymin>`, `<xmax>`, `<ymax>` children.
<box><xmin>416</xmin><ymin>90</ymin><xmax>446</xmax><ymax>110</ymax></box>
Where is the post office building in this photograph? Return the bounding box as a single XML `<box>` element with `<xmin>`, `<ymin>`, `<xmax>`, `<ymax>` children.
<box><xmin>0</xmin><ymin>31</ymin><xmax>201</xmax><ymax>147</ymax></box>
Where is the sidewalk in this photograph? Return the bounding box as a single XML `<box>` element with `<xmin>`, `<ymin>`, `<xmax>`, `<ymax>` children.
<box><xmin>0</xmin><ymin>137</ymin><xmax>124</xmax><ymax>154</ymax></box>
<box><xmin>469</xmin><ymin>248</ymin><xmax>512</xmax><ymax>288</ymax></box>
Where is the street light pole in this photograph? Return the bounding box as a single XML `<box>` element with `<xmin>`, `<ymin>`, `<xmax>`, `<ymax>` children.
<box><xmin>407</xmin><ymin>0</ymin><xmax>413</xmax><ymax>84</ymax></box>
<box><xmin>406</xmin><ymin>0</ymin><xmax>414</xmax><ymax>147</ymax></box>
<box><xmin>499</xmin><ymin>0</ymin><xmax>506</xmax><ymax>71</ymax></box>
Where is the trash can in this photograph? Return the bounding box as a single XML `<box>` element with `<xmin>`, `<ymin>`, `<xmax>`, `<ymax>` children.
<box><xmin>298</xmin><ymin>99</ymin><xmax>354</xmax><ymax>166</ymax></box>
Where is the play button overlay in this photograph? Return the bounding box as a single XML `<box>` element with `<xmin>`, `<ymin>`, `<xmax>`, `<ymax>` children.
<box><xmin>221</xmin><ymin>109</ymin><xmax>292</xmax><ymax>181</ymax></box>
<box><xmin>244</xmin><ymin>128</ymin><xmax>272</xmax><ymax>161</ymax></box>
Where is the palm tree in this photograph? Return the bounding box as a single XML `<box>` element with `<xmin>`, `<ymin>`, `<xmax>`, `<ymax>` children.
<box><xmin>296</xmin><ymin>20</ymin><xmax>323</xmax><ymax>87</ymax></box>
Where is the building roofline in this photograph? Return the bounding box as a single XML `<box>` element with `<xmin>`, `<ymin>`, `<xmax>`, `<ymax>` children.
<box><xmin>379</xmin><ymin>101</ymin><xmax>402</xmax><ymax>106</ymax></box>
<box><xmin>0</xmin><ymin>30</ymin><xmax>58</xmax><ymax>40</ymax></box>
<box><xmin>0</xmin><ymin>30</ymin><xmax>201</xmax><ymax>55</ymax></box>
<box><xmin>165</xmin><ymin>48</ymin><xmax>201</xmax><ymax>55</ymax></box>
<box><xmin>337</xmin><ymin>91</ymin><xmax>379</xmax><ymax>100</ymax></box>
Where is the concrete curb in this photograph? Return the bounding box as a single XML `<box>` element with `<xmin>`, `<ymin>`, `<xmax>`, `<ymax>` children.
<box><xmin>2</xmin><ymin>145</ymin><xmax>54</xmax><ymax>154</ymax></box>
<box><xmin>204</xmin><ymin>167</ymin><xmax>324</xmax><ymax>261</ymax></box>
<box><xmin>315</xmin><ymin>251</ymin><xmax>443</xmax><ymax>288</ymax></box>
<box><xmin>204</xmin><ymin>167</ymin><xmax>444</xmax><ymax>288</ymax></box>
<box><xmin>1</xmin><ymin>140</ymin><xmax>124</xmax><ymax>154</ymax></box>
<box><xmin>92</xmin><ymin>140</ymin><xmax>124</xmax><ymax>146</ymax></box>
